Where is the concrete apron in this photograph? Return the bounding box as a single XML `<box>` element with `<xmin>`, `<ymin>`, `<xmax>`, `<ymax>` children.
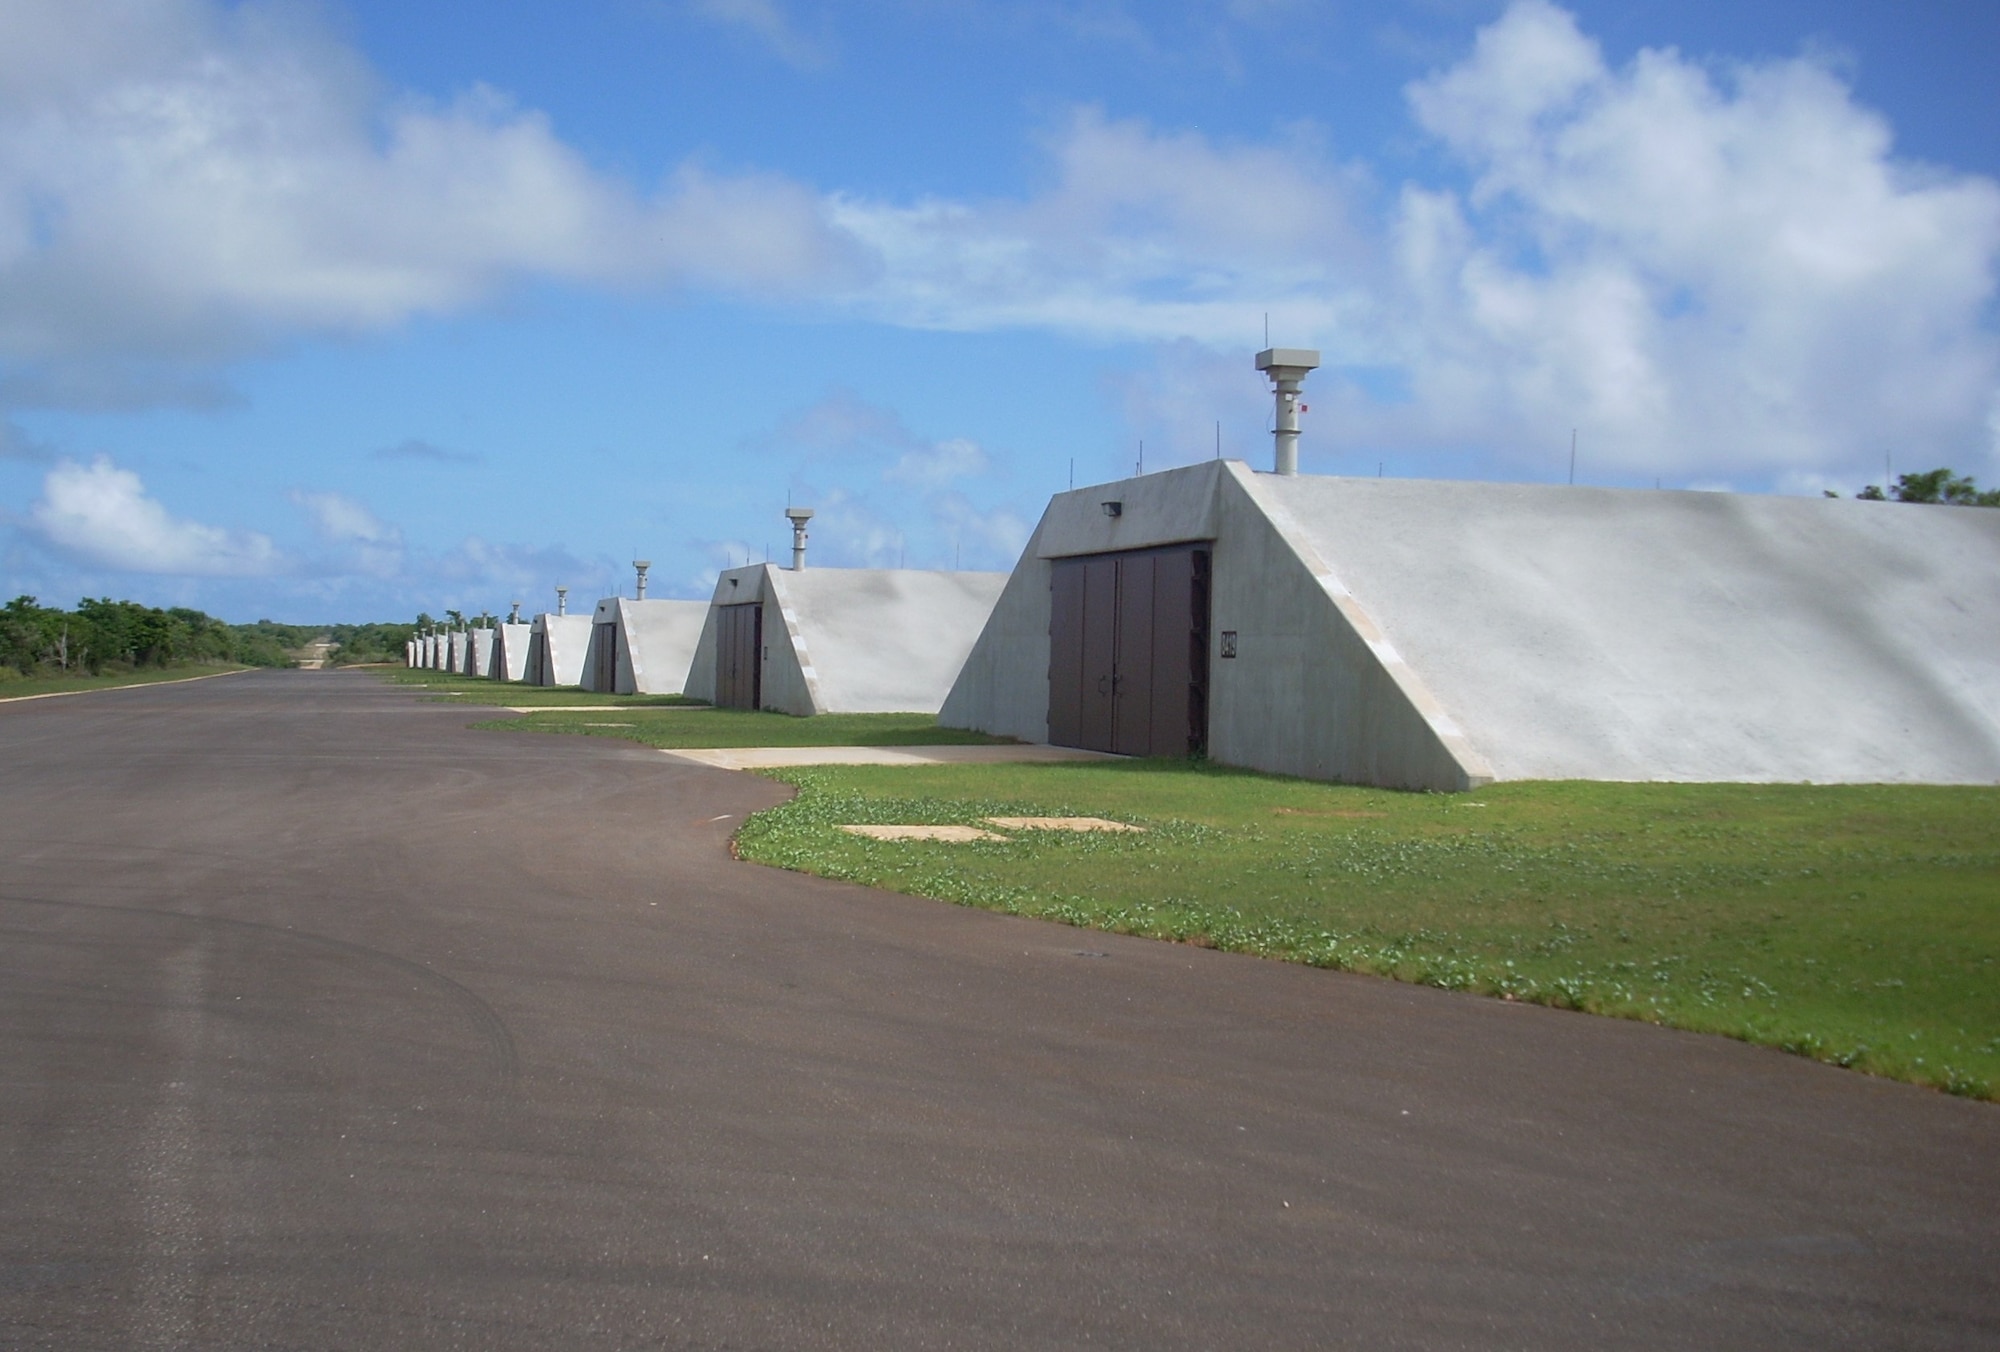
<box><xmin>660</xmin><ymin>744</ymin><xmax>1125</xmax><ymax>770</ymax></box>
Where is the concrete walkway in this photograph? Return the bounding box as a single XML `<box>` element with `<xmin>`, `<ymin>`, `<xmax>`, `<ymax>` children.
<box><xmin>660</xmin><ymin>742</ymin><xmax>1123</xmax><ymax>769</ymax></box>
<box><xmin>0</xmin><ymin>670</ymin><xmax>1993</xmax><ymax>1350</ymax></box>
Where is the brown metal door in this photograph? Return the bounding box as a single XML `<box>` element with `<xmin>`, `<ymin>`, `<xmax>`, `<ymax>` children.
<box><xmin>592</xmin><ymin>622</ymin><xmax>618</xmax><ymax>692</ymax></box>
<box><xmin>1112</xmin><ymin>554</ymin><xmax>1156</xmax><ymax>753</ymax></box>
<box><xmin>1048</xmin><ymin>544</ymin><xmax>1211</xmax><ymax>757</ymax></box>
<box><xmin>716</xmin><ymin>603</ymin><xmax>762</xmax><ymax>709</ymax></box>
<box><xmin>1146</xmin><ymin>548</ymin><xmax>1207</xmax><ymax>757</ymax></box>
<box><xmin>1079</xmin><ymin>556</ymin><xmax>1119</xmax><ymax>752</ymax></box>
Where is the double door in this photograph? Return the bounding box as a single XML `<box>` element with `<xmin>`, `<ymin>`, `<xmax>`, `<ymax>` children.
<box><xmin>591</xmin><ymin>622</ymin><xmax>618</xmax><ymax>693</ymax></box>
<box><xmin>715</xmin><ymin>602</ymin><xmax>762</xmax><ymax>710</ymax></box>
<box><xmin>1048</xmin><ymin>544</ymin><xmax>1211</xmax><ymax>757</ymax></box>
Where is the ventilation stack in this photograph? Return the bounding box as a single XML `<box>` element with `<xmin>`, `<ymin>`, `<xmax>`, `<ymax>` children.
<box><xmin>786</xmin><ymin>507</ymin><xmax>814</xmax><ymax>571</ymax></box>
<box><xmin>1256</xmin><ymin>348</ymin><xmax>1320</xmax><ymax>476</ymax></box>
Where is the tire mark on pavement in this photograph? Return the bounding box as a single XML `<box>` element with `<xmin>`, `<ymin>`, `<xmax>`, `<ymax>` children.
<box><xmin>0</xmin><ymin>893</ymin><xmax>519</xmax><ymax>1088</ymax></box>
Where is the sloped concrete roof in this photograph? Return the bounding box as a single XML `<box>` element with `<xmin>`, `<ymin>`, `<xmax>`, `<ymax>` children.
<box><xmin>1247</xmin><ymin>473</ymin><xmax>2000</xmax><ymax>782</ymax></box>
<box><xmin>773</xmin><ymin>567</ymin><xmax>1008</xmax><ymax>714</ymax></box>
<box><xmin>584</xmin><ymin>598</ymin><xmax>707</xmax><ymax>694</ymax></box>
<box><xmin>688</xmin><ymin>565</ymin><xmax>1008</xmax><ymax>714</ymax></box>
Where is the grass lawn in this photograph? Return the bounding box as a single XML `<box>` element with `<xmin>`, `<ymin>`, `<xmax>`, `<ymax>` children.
<box><xmin>726</xmin><ymin>759</ymin><xmax>2000</xmax><ymax>1100</ymax></box>
<box><xmin>476</xmin><ymin>706</ymin><xmax>1010</xmax><ymax>748</ymax></box>
<box><xmin>381</xmin><ymin>669</ymin><xmax>697</xmax><ymax>707</ymax></box>
<box><xmin>0</xmin><ymin>663</ymin><xmax>252</xmax><ymax>700</ymax></box>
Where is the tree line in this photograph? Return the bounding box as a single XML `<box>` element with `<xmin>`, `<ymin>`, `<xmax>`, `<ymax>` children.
<box><xmin>0</xmin><ymin>597</ymin><xmax>417</xmax><ymax>679</ymax></box>
<box><xmin>1829</xmin><ymin>466</ymin><xmax>2000</xmax><ymax>506</ymax></box>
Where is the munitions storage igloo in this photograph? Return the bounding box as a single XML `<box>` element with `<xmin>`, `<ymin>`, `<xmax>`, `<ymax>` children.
<box><xmin>524</xmin><ymin>613</ymin><xmax>594</xmax><ymax>688</ymax></box>
<box><xmin>685</xmin><ymin>565</ymin><xmax>1008</xmax><ymax>715</ymax></box>
<box><xmin>941</xmin><ymin>460</ymin><xmax>2000</xmax><ymax>789</ymax></box>
<box><xmin>580</xmin><ymin>598</ymin><xmax>708</xmax><ymax>695</ymax></box>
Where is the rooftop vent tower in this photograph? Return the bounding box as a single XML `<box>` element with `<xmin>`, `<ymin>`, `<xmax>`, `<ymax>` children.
<box><xmin>786</xmin><ymin>507</ymin><xmax>814</xmax><ymax>571</ymax></box>
<box><xmin>1256</xmin><ymin>347</ymin><xmax>1320</xmax><ymax>476</ymax></box>
<box><xmin>633</xmin><ymin>560</ymin><xmax>651</xmax><ymax>600</ymax></box>
<box><xmin>508</xmin><ymin>601</ymin><xmax>522</xmax><ymax>624</ymax></box>
<box><xmin>555</xmin><ymin>586</ymin><xmax>569</xmax><ymax>617</ymax></box>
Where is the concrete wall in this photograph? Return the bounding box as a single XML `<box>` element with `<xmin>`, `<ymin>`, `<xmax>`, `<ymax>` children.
<box><xmin>617</xmin><ymin>599</ymin><xmax>706</xmax><ymax>695</ymax></box>
<box><xmin>940</xmin><ymin>461</ymin><xmax>1224</xmax><ymax>745</ymax></box>
<box><xmin>447</xmin><ymin>632</ymin><xmax>468</xmax><ymax>674</ymax></box>
<box><xmin>465</xmin><ymin>627</ymin><xmax>496</xmax><ymax>678</ymax></box>
<box><xmin>684</xmin><ymin>566</ymin><xmax>762</xmax><ymax>705</ymax></box>
<box><xmin>526</xmin><ymin>614</ymin><xmax>593</xmax><ymax>687</ymax></box>
<box><xmin>578</xmin><ymin>598</ymin><xmax>705</xmax><ymax>694</ymax></box>
<box><xmin>687</xmin><ymin>564</ymin><xmax>1008</xmax><ymax>714</ymax></box>
<box><xmin>491</xmin><ymin>623</ymin><xmax>531</xmax><ymax>682</ymax></box>
<box><xmin>581</xmin><ymin>600</ymin><xmax>621</xmax><ymax>693</ymax></box>
<box><xmin>941</xmin><ymin>461</ymin><xmax>2000</xmax><ymax>788</ymax></box>
<box><xmin>1208</xmin><ymin>468</ymin><xmax>1489</xmax><ymax>790</ymax></box>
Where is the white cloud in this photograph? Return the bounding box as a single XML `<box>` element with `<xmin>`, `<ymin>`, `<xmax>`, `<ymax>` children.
<box><xmin>1362</xmin><ymin>0</ymin><xmax>2000</xmax><ymax>477</ymax></box>
<box><xmin>31</xmin><ymin>456</ymin><xmax>283</xmax><ymax>575</ymax></box>
<box><xmin>830</xmin><ymin>106</ymin><xmax>1375</xmax><ymax>344</ymax></box>
<box><xmin>432</xmin><ymin>538</ymin><xmax>610</xmax><ymax>613</ymax></box>
<box><xmin>289</xmin><ymin>488</ymin><xmax>403</xmax><ymax>578</ymax></box>
<box><xmin>884</xmin><ymin>436</ymin><xmax>989</xmax><ymax>487</ymax></box>
<box><xmin>802</xmin><ymin>488</ymin><xmax>905</xmax><ymax>568</ymax></box>
<box><xmin>927</xmin><ymin>491</ymin><xmax>1031</xmax><ymax>570</ymax></box>
<box><xmin>3</xmin><ymin>0</ymin><xmax>1993</xmax><ymax>491</ymax></box>
<box><xmin>1103</xmin><ymin>338</ymin><xmax>1273</xmax><ymax>472</ymax></box>
<box><xmin>685</xmin><ymin>0</ymin><xmax>834</xmax><ymax>69</ymax></box>
<box><xmin>0</xmin><ymin>0</ymin><xmax>854</xmax><ymax>376</ymax></box>
<box><xmin>290</xmin><ymin>489</ymin><xmax>395</xmax><ymax>545</ymax></box>
<box><xmin>774</xmin><ymin>389</ymin><xmax>993</xmax><ymax>486</ymax></box>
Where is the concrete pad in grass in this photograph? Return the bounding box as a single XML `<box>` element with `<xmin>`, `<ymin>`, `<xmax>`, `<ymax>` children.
<box><xmin>661</xmin><ymin>743</ymin><xmax>1123</xmax><ymax>770</ymax></box>
<box><xmin>838</xmin><ymin>824</ymin><xmax>1008</xmax><ymax>842</ymax></box>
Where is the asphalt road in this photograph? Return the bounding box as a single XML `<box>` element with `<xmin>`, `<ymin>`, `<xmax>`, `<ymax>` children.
<box><xmin>1</xmin><ymin>670</ymin><xmax>1994</xmax><ymax>1350</ymax></box>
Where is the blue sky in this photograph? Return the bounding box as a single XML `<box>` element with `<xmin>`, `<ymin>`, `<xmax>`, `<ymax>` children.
<box><xmin>1</xmin><ymin>0</ymin><xmax>1995</xmax><ymax>622</ymax></box>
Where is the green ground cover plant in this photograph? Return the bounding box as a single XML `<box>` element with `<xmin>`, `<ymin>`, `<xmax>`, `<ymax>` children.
<box><xmin>383</xmin><ymin>669</ymin><xmax>697</xmax><ymax>707</ymax></box>
<box><xmin>476</xmin><ymin>705</ymin><xmax>1008</xmax><ymax>748</ymax></box>
<box><xmin>727</xmin><ymin>759</ymin><xmax>1999</xmax><ymax>1100</ymax></box>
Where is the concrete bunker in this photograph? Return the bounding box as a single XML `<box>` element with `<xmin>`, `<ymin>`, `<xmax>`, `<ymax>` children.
<box><xmin>941</xmin><ymin>459</ymin><xmax>2000</xmax><ymax>790</ymax></box>
<box><xmin>464</xmin><ymin>626</ymin><xmax>496</xmax><ymax>679</ymax></box>
<box><xmin>525</xmin><ymin>613</ymin><xmax>593</xmax><ymax>688</ymax></box>
<box><xmin>684</xmin><ymin>564</ymin><xmax>1008</xmax><ymax>715</ymax></box>
<box><xmin>580</xmin><ymin>598</ymin><xmax>708</xmax><ymax>695</ymax></box>
<box><xmin>490</xmin><ymin>621</ymin><xmax>532</xmax><ymax>682</ymax></box>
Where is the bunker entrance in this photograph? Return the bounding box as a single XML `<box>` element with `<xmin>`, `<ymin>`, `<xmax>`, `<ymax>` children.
<box><xmin>1048</xmin><ymin>544</ymin><xmax>1211</xmax><ymax>757</ymax></box>
<box><xmin>591</xmin><ymin>622</ymin><xmax>618</xmax><ymax>693</ymax></box>
<box><xmin>716</xmin><ymin>602</ymin><xmax>763</xmax><ymax>710</ymax></box>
